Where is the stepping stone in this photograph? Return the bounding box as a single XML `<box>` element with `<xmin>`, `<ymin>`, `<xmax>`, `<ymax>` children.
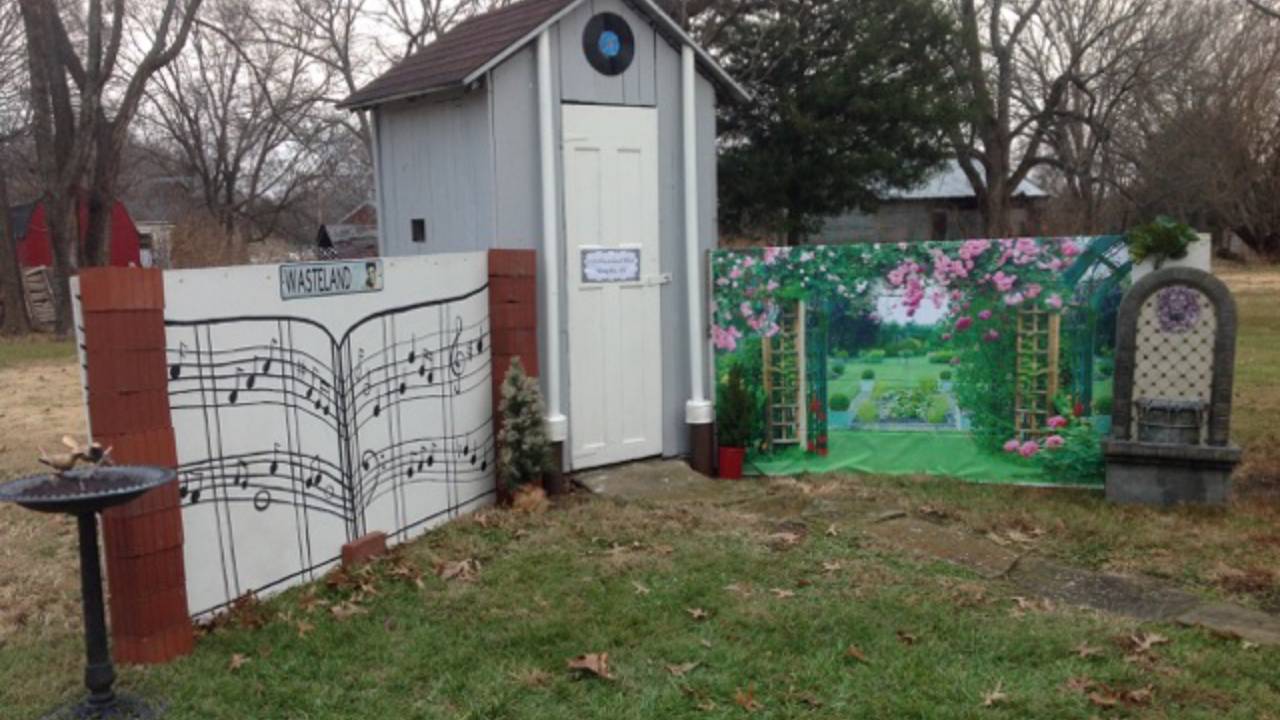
<box><xmin>1177</xmin><ymin>602</ymin><xmax>1280</xmax><ymax>646</ymax></box>
<box><xmin>575</xmin><ymin>459</ymin><xmax>720</xmax><ymax>503</ymax></box>
<box><xmin>1008</xmin><ymin>558</ymin><xmax>1201</xmax><ymax>621</ymax></box>
<box><xmin>865</xmin><ymin>517</ymin><xmax>1019</xmax><ymax>578</ymax></box>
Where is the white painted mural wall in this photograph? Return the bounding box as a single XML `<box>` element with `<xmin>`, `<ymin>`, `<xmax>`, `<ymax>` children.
<box><xmin>157</xmin><ymin>253</ymin><xmax>494</xmax><ymax>617</ymax></box>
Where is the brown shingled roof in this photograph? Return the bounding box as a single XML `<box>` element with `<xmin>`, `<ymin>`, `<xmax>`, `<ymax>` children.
<box><xmin>340</xmin><ymin>0</ymin><xmax>574</xmax><ymax>109</ymax></box>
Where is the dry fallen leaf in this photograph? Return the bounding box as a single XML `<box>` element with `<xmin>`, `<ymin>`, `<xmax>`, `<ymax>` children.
<box><xmin>769</xmin><ymin>531</ymin><xmax>804</xmax><ymax>547</ymax></box>
<box><xmin>1129</xmin><ymin>632</ymin><xmax>1170</xmax><ymax>653</ymax></box>
<box><xmin>724</xmin><ymin>582</ymin><xmax>753</xmax><ymax>597</ymax></box>
<box><xmin>567</xmin><ymin>652</ymin><xmax>615</xmax><ymax>680</ymax></box>
<box><xmin>981</xmin><ymin>681</ymin><xmax>1008</xmax><ymax>707</ymax></box>
<box><xmin>329</xmin><ymin>601</ymin><xmax>367</xmax><ymax>621</ymax></box>
<box><xmin>686</xmin><ymin>607</ymin><xmax>709</xmax><ymax>621</ymax></box>
<box><xmin>296</xmin><ymin>620</ymin><xmax>315</xmax><ymax>638</ymax></box>
<box><xmin>228</xmin><ymin>653</ymin><xmax>250</xmax><ymax>672</ymax></box>
<box><xmin>845</xmin><ymin>645</ymin><xmax>870</xmax><ymax>664</ymax></box>
<box><xmin>821</xmin><ymin>560</ymin><xmax>843</xmax><ymax>573</ymax></box>
<box><xmin>1125</xmin><ymin>685</ymin><xmax>1154</xmax><ymax>705</ymax></box>
<box><xmin>896</xmin><ymin>630</ymin><xmax>918</xmax><ymax>646</ymax></box>
<box><xmin>825</xmin><ymin>524</ymin><xmax>839</xmax><ymax>537</ymax></box>
<box><xmin>435</xmin><ymin>558</ymin><xmax>480</xmax><ymax>583</ymax></box>
<box><xmin>770</xmin><ymin>588</ymin><xmax>796</xmax><ymax>599</ymax></box>
<box><xmin>1074</xmin><ymin>642</ymin><xmax>1103</xmax><ymax>659</ymax></box>
<box><xmin>1088</xmin><ymin>690</ymin><xmax>1119</xmax><ymax>708</ymax></box>
<box><xmin>666</xmin><ymin>661</ymin><xmax>700</xmax><ymax>677</ymax></box>
<box><xmin>1061</xmin><ymin>676</ymin><xmax>1095</xmax><ymax>694</ymax></box>
<box><xmin>512</xmin><ymin>485</ymin><xmax>549</xmax><ymax>513</ymax></box>
<box><xmin>734</xmin><ymin>685</ymin><xmax>763</xmax><ymax>712</ymax></box>
<box><xmin>632</xmin><ymin>581</ymin><xmax>651</xmax><ymax>596</ymax></box>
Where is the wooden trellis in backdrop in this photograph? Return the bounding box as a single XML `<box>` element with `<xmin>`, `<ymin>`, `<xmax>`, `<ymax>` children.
<box><xmin>1014</xmin><ymin>307</ymin><xmax>1061</xmax><ymax>438</ymax></box>
<box><xmin>762</xmin><ymin>300</ymin><xmax>806</xmax><ymax>451</ymax></box>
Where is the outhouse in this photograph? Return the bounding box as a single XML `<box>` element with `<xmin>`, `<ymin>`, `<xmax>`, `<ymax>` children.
<box><xmin>341</xmin><ymin>0</ymin><xmax>748</xmax><ymax>474</ymax></box>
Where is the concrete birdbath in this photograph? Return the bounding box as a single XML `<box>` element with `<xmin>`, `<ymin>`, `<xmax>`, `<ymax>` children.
<box><xmin>0</xmin><ymin>466</ymin><xmax>174</xmax><ymax>718</ymax></box>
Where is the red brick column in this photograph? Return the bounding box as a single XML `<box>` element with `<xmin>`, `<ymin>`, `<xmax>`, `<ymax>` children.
<box><xmin>487</xmin><ymin>250</ymin><xmax>559</xmax><ymax>492</ymax></box>
<box><xmin>79</xmin><ymin>268</ymin><xmax>193</xmax><ymax>664</ymax></box>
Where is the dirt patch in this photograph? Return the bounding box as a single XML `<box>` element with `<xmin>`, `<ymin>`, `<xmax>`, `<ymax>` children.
<box><xmin>0</xmin><ymin>358</ymin><xmax>87</xmax><ymax>639</ymax></box>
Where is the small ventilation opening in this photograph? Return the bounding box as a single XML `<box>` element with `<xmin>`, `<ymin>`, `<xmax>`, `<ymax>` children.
<box><xmin>411</xmin><ymin>219</ymin><xmax>426</xmax><ymax>244</ymax></box>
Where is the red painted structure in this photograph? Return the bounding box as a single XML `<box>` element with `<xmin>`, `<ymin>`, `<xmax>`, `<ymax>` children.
<box><xmin>10</xmin><ymin>196</ymin><xmax>141</xmax><ymax>268</ymax></box>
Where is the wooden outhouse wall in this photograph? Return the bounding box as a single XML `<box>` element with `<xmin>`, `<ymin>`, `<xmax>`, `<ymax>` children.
<box><xmin>372</xmin><ymin>0</ymin><xmax>720</xmax><ymax>460</ymax></box>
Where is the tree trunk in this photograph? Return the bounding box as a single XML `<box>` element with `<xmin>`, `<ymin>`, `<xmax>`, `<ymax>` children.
<box><xmin>0</xmin><ymin>166</ymin><xmax>32</xmax><ymax>335</ymax></box>
<box><xmin>83</xmin><ymin>117</ymin><xmax>117</xmax><ymax>267</ymax></box>
<box><xmin>44</xmin><ymin>189</ymin><xmax>78</xmax><ymax>336</ymax></box>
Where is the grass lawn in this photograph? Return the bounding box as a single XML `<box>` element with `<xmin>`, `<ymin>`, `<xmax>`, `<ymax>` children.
<box><xmin>0</xmin><ymin>335</ymin><xmax>75</xmax><ymax>370</ymax></box>
<box><xmin>2</xmin><ymin>263</ymin><xmax>1280</xmax><ymax>717</ymax></box>
<box><xmin>829</xmin><ymin>355</ymin><xmax>948</xmax><ymax>396</ymax></box>
<box><xmin>3</xmin><ymin>487</ymin><xmax>1278</xmax><ymax>719</ymax></box>
<box><xmin>747</xmin><ymin>430</ymin><xmax>1044</xmax><ymax>484</ymax></box>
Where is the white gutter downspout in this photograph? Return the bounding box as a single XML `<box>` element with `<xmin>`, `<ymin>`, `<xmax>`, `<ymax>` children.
<box><xmin>538</xmin><ymin>30</ymin><xmax>569</xmax><ymax>444</ymax></box>
<box><xmin>683</xmin><ymin>46</ymin><xmax>714</xmax><ymax>430</ymax></box>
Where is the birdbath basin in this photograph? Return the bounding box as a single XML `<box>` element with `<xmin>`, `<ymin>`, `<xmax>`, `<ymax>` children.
<box><xmin>0</xmin><ymin>466</ymin><xmax>174</xmax><ymax>719</ymax></box>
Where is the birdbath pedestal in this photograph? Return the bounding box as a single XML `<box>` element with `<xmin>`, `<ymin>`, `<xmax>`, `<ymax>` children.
<box><xmin>0</xmin><ymin>466</ymin><xmax>174</xmax><ymax>719</ymax></box>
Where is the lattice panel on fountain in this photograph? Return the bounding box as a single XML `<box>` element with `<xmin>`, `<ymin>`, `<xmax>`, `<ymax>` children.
<box><xmin>1132</xmin><ymin>285</ymin><xmax>1215</xmax><ymax>424</ymax></box>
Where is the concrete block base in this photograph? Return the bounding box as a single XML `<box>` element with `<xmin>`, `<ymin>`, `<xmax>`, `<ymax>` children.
<box><xmin>1104</xmin><ymin>440</ymin><xmax>1241</xmax><ymax>506</ymax></box>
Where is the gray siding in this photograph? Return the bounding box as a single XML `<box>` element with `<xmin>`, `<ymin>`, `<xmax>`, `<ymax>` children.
<box><xmin>556</xmin><ymin>0</ymin><xmax>657</xmax><ymax>107</ymax></box>
<box><xmin>375</xmin><ymin>92</ymin><xmax>496</xmax><ymax>257</ymax></box>
<box><xmin>489</xmin><ymin>45</ymin><xmax>542</xmax><ymax>249</ymax></box>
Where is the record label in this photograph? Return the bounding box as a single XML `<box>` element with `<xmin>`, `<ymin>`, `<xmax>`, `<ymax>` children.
<box><xmin>583</xmin><ymin>13</ymin><xmax>635</xmax><ymax>76</ymax></box>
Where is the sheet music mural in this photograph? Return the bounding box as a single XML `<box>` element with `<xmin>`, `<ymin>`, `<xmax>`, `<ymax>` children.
<box><xmin>160</xmin><ymin>254</ymin><xmax>494</xmax><ymax>617</ymax></box>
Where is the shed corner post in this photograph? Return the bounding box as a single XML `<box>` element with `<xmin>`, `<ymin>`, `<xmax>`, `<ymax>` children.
<box><xmin>682</xmin><ymin>44</ymin><xmax>715</xmax><ymax>476</ymax></box>
<box><xmin>537</xmin><ymin>29</ymin><xmax>570</xmax><ymax>471</ymax></box>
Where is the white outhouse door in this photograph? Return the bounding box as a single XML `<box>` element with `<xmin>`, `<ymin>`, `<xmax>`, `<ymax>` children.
<box><xmin>562</xmin><ymin>104</ymin><xmax>663</xmax><ymax>470</ymax></box>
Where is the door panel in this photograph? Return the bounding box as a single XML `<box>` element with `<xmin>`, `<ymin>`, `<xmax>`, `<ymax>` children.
<box><xmin>563</xmin><ymin>104</ymin><xmax>663</xmax><ymax>469</ymax></box>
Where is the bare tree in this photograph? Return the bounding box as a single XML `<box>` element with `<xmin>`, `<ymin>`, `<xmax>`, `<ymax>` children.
<box><xmin>143</xmin><ymin>0</ymin><xmax>332</xmax><ymax>253</ymax></box>
<box><xmin>948</xmin><ymin>0</ymin><xmax>1158</xmax><ymax>235</ymax></box>
<box><xmin>19</xmin><ymin>0</ymin><xmax>203</xmax><ymax>334</ymax></box>
<box><xmin>0</xmin><ymin>2</ymin><xmax>31</xmax><ymax>334</ymax></box>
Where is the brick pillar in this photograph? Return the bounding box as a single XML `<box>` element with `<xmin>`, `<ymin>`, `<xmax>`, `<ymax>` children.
<box><xmin>79</xmin><ymin>268</ymin><xmax>193</xmax><ymax>665</ymax></box>
<box><xmin>487</xmin><ymin>250</ymin><xmax>560</xmax><ymax>493</ymax></box>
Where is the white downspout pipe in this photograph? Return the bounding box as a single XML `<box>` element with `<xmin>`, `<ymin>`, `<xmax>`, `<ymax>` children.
<box><xmin>538</xmin><ymin>30</ymin><xmax>568</xmax><ymax>443</ymax></box>
<box><xmin>683</xmin><ymin>45</ymin><xmax>713</xmax><ymax>427</ymax></box>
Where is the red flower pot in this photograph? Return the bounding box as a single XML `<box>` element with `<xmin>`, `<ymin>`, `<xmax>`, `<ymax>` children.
<box><xmin>718</xmin><ymin>446</ymin><xmax>745</xmax><ymax>480</ymax></box>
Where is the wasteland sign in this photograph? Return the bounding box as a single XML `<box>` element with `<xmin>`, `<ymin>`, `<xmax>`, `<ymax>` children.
<box><xmin>280</xmin><ymin>260</ymin><xmax>384</xmax><ymax>300</ymax></box>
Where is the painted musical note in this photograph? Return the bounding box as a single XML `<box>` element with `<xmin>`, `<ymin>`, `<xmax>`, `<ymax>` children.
<box><xmin>169</xmin><ymin>342</ymin><xmax>188</xmax><ymax>380</ymax></box>
<box><xmin>179</xmin><ymin>471</ymin><xmax>206</xmax><ymax>503</ymax></box>
<box><xmin>229</xmin><ymin>367</ymin><xmax>245</xmax><ymax>404</ymax></box>
<box><xmin>269</xmin><ymin>443</ymin><xmax>281</xmax><ymax>476</ymax></box>
<box><xmin>306</xmin><ymin>455</ymin><xmax>324</xmax><ymax>488</ymax></box>
<box><xmin>253</xmin><ymin>489</ymin><xmax>272</xmax><ymax>512</ymax></box>
<box><xmin>262</xmin><ymin>338</ymin><xmax>279</xmax><ymax>374</ymax></box>
<box><xmin>233</xmin><ymin>459</ymin><xmax>250</xmax><ymax>489</ymax></box>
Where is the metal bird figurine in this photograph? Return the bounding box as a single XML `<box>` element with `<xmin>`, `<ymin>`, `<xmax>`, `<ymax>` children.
<box><xmin>39</xmin><ymin>435</ymin><xmax>114</xmax><ymax>473</ymax></box>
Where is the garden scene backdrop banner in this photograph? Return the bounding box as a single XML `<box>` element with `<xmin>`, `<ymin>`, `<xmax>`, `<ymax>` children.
<box><xmin>711</xmin><ymin>237</ymin><xmax>1132</xmax><ymax>486</ymax></box>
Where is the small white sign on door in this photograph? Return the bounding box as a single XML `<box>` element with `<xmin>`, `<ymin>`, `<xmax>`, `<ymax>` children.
<box><xmin>581</xmin><ymin>248</ymin><xmax>641</xmax><ymax>283</ymax></box>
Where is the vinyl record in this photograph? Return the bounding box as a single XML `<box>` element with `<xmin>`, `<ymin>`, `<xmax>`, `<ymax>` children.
<box><xmin>583</xmin><ymin>13</ymin><xmax>635</xmax><ymax>77</ymax></box>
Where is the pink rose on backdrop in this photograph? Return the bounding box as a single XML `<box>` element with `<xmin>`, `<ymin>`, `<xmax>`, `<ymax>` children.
<box><xmin>978</xmin><ymin>309</ymin><xmax>993</xmax><ymax>321</ymax></box>
<box><xmin>941</xmin><ymin>332</ymin><xmax>952</xmax><ymax>342</ymax></box>
<box><xmin>1003</xmin><ymin>292</ymin><xmax>1024</xmax><ymax>306</ymax></box>
<box><xmin>955</xmin><ymin>316</ymin><xmax>973</xmax><ymax>331</ymax></box>
<box><xmin>1047</xmin><ymin>415</ymin><xmax>1068</xmax><ymax>429</ymax></box>
<box><xmin>1045</xmin><ymin>435</ymin><xmax>1065</xmax><ymax>449</ymax></box>
<box><xmin>1024</xmin><ymin>283</ymin><xmax>1042</xmax><ymax>299</ymax></box>
<box><xmin>983</xmin><ymin>329</ymin><xmax>1000</xmax><ymax>342</ymax></box>
<box><xmin>1060</xmin><ymin>240</ymin><xmax>1081</xmax><ymax>257</ymax></box>
<box><xmin>1045</xmin><ymin>294</ymin><xmax>1063</xmax><ymax>310</ymax></box>
<box><xmin>1019</xmin><ymin>441</ymin><xmax>1040</xmax><ymax>458</ymax></box>
<box><xmin>1003</xmin><ymin>439</ymin><xmax>1021</xmax><ymax>453</ymax></box>
<box><xmin>992</xmin><ymin>271</ymin><xmax>1017</xmax><ymax>292</ymax></box>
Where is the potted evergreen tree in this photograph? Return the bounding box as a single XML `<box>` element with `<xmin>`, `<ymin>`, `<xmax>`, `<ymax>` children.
<box><xmin>498</xmin><ymin>358</ymin><xmax>555</xmax><ymax>502</ymax></box>
<box><xmin>717</xmin><ymin>363</ymin><xmax>753</xmax><ymax>480</ymax></box>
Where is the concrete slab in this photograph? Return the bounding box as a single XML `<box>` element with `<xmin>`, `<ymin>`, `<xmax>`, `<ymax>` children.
<box><xmin>574</xmin><ymin>459</ymin><xmax>721</xmax><ymax>503</ymax></box>
<box><xmin>865</xmin><ymin>517</ymin><xmax>1019</xmax><ymax>579</ymax></box>
<box><xmin>1177</xmin><ymin>602</ymin><xmax>1280</xmax><ymax>646</ymax></box>
<box><xmin>1009</xmin><ymin>558</ymin><xmax>1202</xmax><ymax>621</ymax></box>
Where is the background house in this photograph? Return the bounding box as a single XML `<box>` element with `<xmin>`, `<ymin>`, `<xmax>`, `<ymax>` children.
<box><xmin>815</xmin><ymin>161</ymin><xmax>1050</xmax><ymax>244</ymax></box>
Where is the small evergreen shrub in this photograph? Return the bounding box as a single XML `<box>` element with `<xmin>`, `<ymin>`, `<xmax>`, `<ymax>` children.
<box><xmin>861</xmin><ymin>368</ymin><xmax>875</xmax><ymax>380</ymax></box>
<box><xmin>928</xmin><ymin>351</ymin><xmax>955</xmax><ymax>364</ymax></box>
<box><xmin>925</xmin><ymin>395</ymin><xmax>950</xmax><ymax>424</ymax></box>
<box><xmin>830</xmin><ymin>363</ymin><xmax>846</xmax><ymax>379</ymax></box>
<box><xmin>1126</xmin><ymin>216</ymin><xmax>1200</xmax><ymax>268</ymax></box>
<box><xmin>939</xmin><ymin>370</ymin><xmax>952</xmax><ymax>381</ymax></box>
<box><xmin>829</xmin><ymin>393</ymin><xmax>852</xmax><ymax>412</ymax></box>
<box><xmin>717</xmin><ymin>363</ymin><xmax>754</xmax><ymax>448</ymax></box>
<box><xmin>498</xmin><ymin>357</ymin><xmax>553</xmax><ymax>489</ymax></box>
<box><xmin>862</xmin><ymin>349</ymin><xmax>886</xmax><ymax>364</ymax></box>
